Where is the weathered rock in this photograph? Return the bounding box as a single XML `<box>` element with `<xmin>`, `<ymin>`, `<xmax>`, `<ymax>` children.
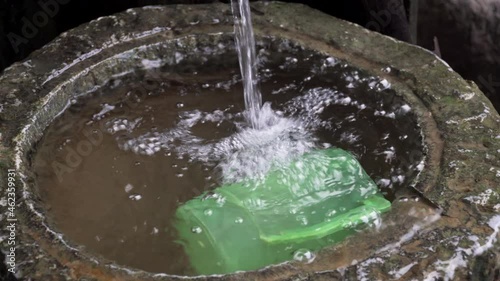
<box><xmin>0</xmin><ymin>2</ymin><xmax>498</xmax><ymax>280</ymax></box>
<box><xmin>418</xmin><ymin>0</ymin><xmax>500</xmax><ymax>110</ymax></box>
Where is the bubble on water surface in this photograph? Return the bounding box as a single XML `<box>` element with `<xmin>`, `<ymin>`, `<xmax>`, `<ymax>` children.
<box><xmin>124</xmin><ymin>183</ymin><xmax>134</xmax><ymax>193</ymax></box>
<box><xmin>191</xmin><ymin>226</ymin><xmax>202</xmax><ymax>234</ymax></box>
<box><xmin>293</xmin><ymin>249</ymin><xmax>316</xmax><ymax>264</ymax></box>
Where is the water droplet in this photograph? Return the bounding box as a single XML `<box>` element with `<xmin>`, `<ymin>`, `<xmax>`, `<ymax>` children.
<box><xmin>341</xmin><ymin>219</ymin><xmax>354</xmax><ymax>228</ymax></box>
<box><xmin>124</xmin><ymin>184</ymin><xmax>134</xmax><ymax>193</ymax></box>
<box><xmin>296</xmin><ymin>215</ymin><xmax>308</xmax><ymax>226</ymax></box>
<box><xmin>326</xmin><ymin>209</ymin><xmax>337</xmax><ymax>217</ymax></box>
<box><xmin>191</xmin><ymin>226</ymin><xmax>202</xmax><ymax>234</ymax></box>
<box><xmin>202</xmin><ymin>192</ymin><xmax>218</xmax><ymax>201</ymax></box>
<box><xmin>176</xmin><ymin>102</ymin><xmax>184</xmax><ymax>108</ymax></box>
<box><xmin>235</xmin><ymin>217</ymin><xmax>244</xmax><ymax>224</ymax></box>
<box><xmin>128</xmin><ymin>194</ymin><xmax>142</xmax><ymax>201</ymax></box>
<box><xmin>293</xmin><ymin>249</ymin><xmax>315</xmax><ymax>264</ymax></box>
<box><xmin>204</xmin><ymin>209</ymin><xmax>213</xmax><ymax>216</ymax></box>
<box><xmin>151</xmin><ymin>227</ymin><xmax>159</xmax><ymax>235</ymax></box>
<box><xmin>216</xmin><ymin>196</ymin><xmax>226</xmax><ymax>206</ymax></box>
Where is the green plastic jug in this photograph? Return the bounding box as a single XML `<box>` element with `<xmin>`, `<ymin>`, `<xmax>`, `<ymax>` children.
<box><xmin>174</xmin><ymin>148</ymin><xmax>391</xmax><ymax>275</ymax></box>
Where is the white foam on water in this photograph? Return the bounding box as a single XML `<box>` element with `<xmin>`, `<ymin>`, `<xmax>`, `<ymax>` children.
<box><xmin>124</xmin><ymin>184</ymin><xmax>134</xmax><ymax>193</ymax></box>
<box><xmin>108</xmin><ymin>76</ymin><xmax>377</xmax><ymax>184</ymax></box>
<box><xmin>93</xmin><ymin>103</ymin><xmax>115</xmax><ymax>120</ymax></box>
<box><xmin>293</xmin><ymin>249</ymin><xmax>316</xmax><ymax>264</ymax></box>
<box><xmin>106</xmin><ymin>117</ymin><xmax>142</xmax><ymax>134</ymax></box>
<box><xmin>284</xmin><ymin>87</ymin><xmax>365</xmax><ymax>131</ymax></box>
<box><xmin>107</xmin><ymin>100</ymin><xmax>320</xmax><ymax>183</ymax></box>
<box><xmin>213</xmin><ymin>103</ymin><xmax>317</xmax><ymax>182</ymax></box>
<box><xmin>104</xmin><ymin>71</ymin><xmax>408</xmax><ymax>187</ymax></box>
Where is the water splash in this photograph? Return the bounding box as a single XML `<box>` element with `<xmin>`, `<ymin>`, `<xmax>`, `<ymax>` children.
<box><xmin>213</xmin><ymin>103</ymin><xmax>317</xmax><ymax>183</ymax></box>
<box><xmin>111</xmin><ymin>102</ymin><xmax>319</xmax><ymax>183</ymax></box>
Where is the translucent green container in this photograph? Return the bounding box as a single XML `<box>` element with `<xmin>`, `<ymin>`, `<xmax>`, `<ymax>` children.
<box><xmin>174</xmin><ymin>148</ymin><xmax>391</xmax><ymax>275</ymax></box>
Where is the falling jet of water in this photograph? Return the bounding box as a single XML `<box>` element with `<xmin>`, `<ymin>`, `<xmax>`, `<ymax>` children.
<box><xmin>231</xmin><ymin>0</ymin><xmax>262</xmax><ymax>129</ymax></box>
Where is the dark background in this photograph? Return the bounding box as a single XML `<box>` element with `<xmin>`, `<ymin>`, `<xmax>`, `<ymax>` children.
<box><xmin>0</xmin><ymin>0</ymin><xmax>410</xmax><ymax>73</ymax></box>
<box><xmin>2</xmin><ymin>0</ymin><xmax>499</xmax><ymax>110</ymax></box>
<box><xmin>1</xmin><ymin>0</ymin><xmax>499</xmax><ymax>109</ymax></box>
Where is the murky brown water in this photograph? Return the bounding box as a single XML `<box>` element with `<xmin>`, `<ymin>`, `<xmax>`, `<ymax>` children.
<box><xmin>32</xmin><ymin>39</ymin><xmax>424</xmax><ymax>274</ymax></box>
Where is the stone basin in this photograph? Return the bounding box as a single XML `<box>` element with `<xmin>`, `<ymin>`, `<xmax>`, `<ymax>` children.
<box><xmin>0</xmin><ymin>2</ymin><xmax>499</xmax><ymax>280</ymax></box>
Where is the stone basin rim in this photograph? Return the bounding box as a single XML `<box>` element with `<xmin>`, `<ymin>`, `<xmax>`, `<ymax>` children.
<box><xmin>1</xmin><ymin>2</ymin><xmax>499</xmax><ymax>281</ymax></box>
<box><xmin>11</xmin><ymin>31</ymin><xmax>431</xmax><ymax>278</ymax></box>
<box><xmin>0</xmin><ymin>3</ymin><xmax>456</xmax><ymax>279</ymax></box>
